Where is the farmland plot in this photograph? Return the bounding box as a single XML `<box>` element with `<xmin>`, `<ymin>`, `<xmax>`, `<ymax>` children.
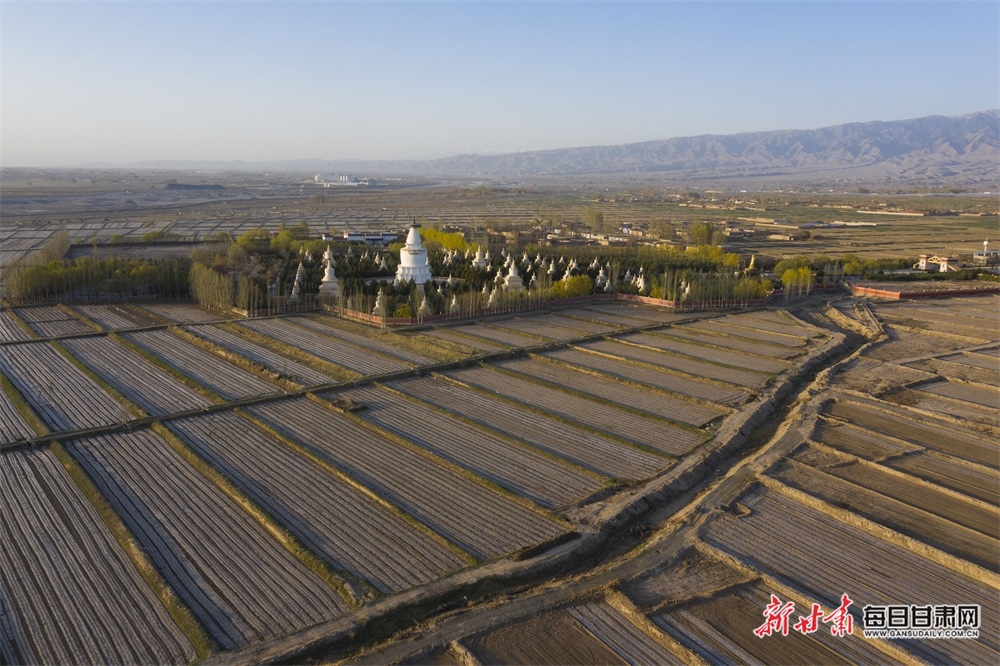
<box><xmin>327</xmin><ymin>384</ymin><xmax>601</xmax><ymax>508</ymax></box>
<box><xmin>185</xmin><ymin>324</ymin><xmax>335</xmax><ymax>386</ymax></box>
<box><xmin>0</xmin><ymin>342</ymin><xmax>125</xmax><ymax>431</ymax></box>
<box><xmin>239</xmin><ymin>318</ymin><xmax>408</xmax><ymax>375</ymax></box>
<box><xmin>72</xmin><ymin>304</ymin><xmax>162</xmax><ymax>331</ymax></box>
<box><xmin>249</xmin><ymin>398</ymin><xmax>566</xmax><ymax>560</ymax></box>
<box><xmin>0</xmin><ymin>389</ymin><xmax>34</xmax><ymax>444</ymax></box>
<box><xmin>867</xmin><ymin>327</ymin><xmax>973</xmax><ymax>362</ymax></box>
<box><xmin>917</xmin><ymin>379</ymin><xmax>1000</xmax><ymax>409</ymax></box>
<box><xmin>702</xmin><ymin>487</ymin><xmax>999</xmax><ymax>665</ymax></box>
<box><xmin>482</xmin><ymin>317</ymin><xmax>586</xmax><ymax>342</ymax></box>
<box><xmin>14</xmin><ymin>305</ymin><xmax>94</xmax><ymax>337</ymax></box>
<box><xmin>654</xmin><ymin>582</ymin><xmax>887</xmax><ymax>665</ymax></box>
<box><xmin>556</xmin><ymin>306</ymin><xmax>655</xmax><ymax>328</ymax></box>
<box><xmin>389</xmin><ymin>375</ymin><xmax>670</xmax><ymax>480</ymax></box>
<box><xmin>0</xmin><ymin>309</ymin><xmax>32</xmax><ymax>342</ymax></box>
<box><xmin>664</xmin><ymin>325</ymin><xmax>802</xmax><ymax>359</ymax></box>
<box><xmin>582</xmin><ymin>338</ymin><xmax>770</xmax><ymax>389</ymax></box>
<box><xmin>823</xmin><ymin>400</ymin><xmax>998</xmax><ymax>468</ymax></box>
<box><xmin>887</xmin><ymin>451</ymin><xmax>999</xmax><ymax>505</ymax></box>
<box><xmin>767</xmin><ymin>459</ymin><xmax>999</xmax><ymax>570</ymax></box>
<box><xmin>790</xmin><ymin>444</ymin><xmax>1000</xmax><ymax>540</ymax></box>
<box><xmin>455</xmin><ymin>322</ymin><xmax>546</xmax><ymax>347</ymax></box>
<box><xmin>529</xmin><ymin>313</ymin><xmax>624</xmax><ymax>335</ymax></box>
<box><xmin>166</xmin><ymin>412</ymin><xmax>466</xmax><ymax>594</ymax></box>
<box><xmin>62</xmin><ymin>336</ymin><xmax>211</xmax><ymax>415</ymax></box>
<box><xmin>583</xmin><ymin>302</ymin><xmax>685</xmax><ymax>324</ymax></box>
<box><xmin>939</xmin><ymin>350</ymin><xmax>1000</xmax><ymax>370</ymax></box>
<box><xmin>733</xmin><ymin>310</ymin><xmax>816</xmax><ymax>336</ymax></box>
<box><xmin>126</xmin><ymin>329</ymin><xmax>281</xmax><ymax>400</ymax></box>
<box><xmin>624</xmin><ymin>332</ymin><xmax>790</xmax><ymax>374</ymax></box>
<box><xmin>899</xmin><ymin>391</ymin><xmax>1000</xmax><ymax>427</ymax></box>
<box><xmin>422</xmin><ymin>327</ymin><xmax>508</xmax><ymax>353</ymax></box>
<box><xmin>545</xmin><ymin>347</ymin><xmax>748</xmax><ymax>405</ymax></box>
<box><xmin>460</xmin><ymin>609</ymin><xmax>628</xmax><ymax>665</ymax></box>
<box><xmin>566</xmin><ymin>602</ymin><xmax>683</xmax><ymax>665</ymax></box>
<box><xmin>68</xmin><ymin>430</ymin><xmax>348</xmax><ymax>650</ymax></box>
<box><xmin>139</xmin><ymin>303</ymin><xmax>226</xmax><ymax>324</ymax></box>
<box><xmin>289</xmin><ymin>317</ymin><xmax>434</xmax><ymax>365</ymax></box>
<box><xmin>0</xmin><ymin>448</ymin><xmax>196</xmax><ymax>665</ymax></box>
<box><xmin>686</xmin><ymin>317</ymin><xmax>808</xmax><ymax>347</ymax></box>
<box><xmin>499</xmin><ymin>356</ymin><xmax>727</xmax><ymax>427</ymax></box>
<box><xmin>446</xmin><ymin>365</ymin><xmax>706</xmax><ymax>455</ymax></box>
<box><xmin>877</xmin><ymin>314</ymin><xmax>991</xmax><ymax>343</ymax></box>
<box><xmin>904</xmin><ymin>356</ymin><xmax>998</xmax><ymax>386</ymax></box>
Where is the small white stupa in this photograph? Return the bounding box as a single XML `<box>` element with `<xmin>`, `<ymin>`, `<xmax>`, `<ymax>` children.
<box><xmin>503</xmin><ymin>264</ymin><xmax>524</xmax><ymax>292</ymax></box>
<box><xmin>372</xmin><ymin>290</ymin><xmax>385</xmax><ymax>315</ymax></box>
<box><xmin>318</xmin><ymin>245</ymin><xmax>340</xmax><ymax>299</ymax></box>
<box><xmin>395</xmin><ymin>223</ymin><xmax>433</xmax><ymax>288</ymax></box>
<box><xmin>471</xmin><ymin>246</ymin><xmax>488</xmax><ymax>269</ymax></box>
<box><xmin>595</xmin><ymin>266</ymin><xmax>608</xmax><ymax>289</ymax></box>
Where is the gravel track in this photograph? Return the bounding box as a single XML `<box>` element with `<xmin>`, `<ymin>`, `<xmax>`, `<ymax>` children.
<box><xmin>167</xmin><ymin>412</ymin><xmax>466</xmax><ymax>595</ymax></box>
<box><xmin>68</xmin><ymin>430</ymin><xmax>348</xmax><ymax>650</ymax></box>
<box><xmin>330</xmin><ymin>384</ymin><xmax>601</xmax><ymax>508</ymax></box>
<box><xmin>446</xmin><ymin>365</ymin><xmax>705</xmax><ymax>455</ymax></box>
<box><xmin>62</xmin><ymin>336</ymin><xmax>211</xmax><ymax>415</ymax></box>
<box><xmin>249</xmin><ymin>398</ymin><xmax>566</xmax><ymax>560</ymax></box>
<box><xmin>0</xmin><ymin>448</ymin><xmax>196</xmax><ymax>665</ymax></box>
<box><xmin>389</xmin><ymin>375</ymin><xmax>669</xmax><ymax>480</ymax></box>
<box><xmin>238</xmin><ymin>318</ymin><xmax>409</xmax><ymax>375</ymax></box>
<box><xmin>126</xmin><ymin>329</ymin><xmax>281</xmax><ymax>400</ymax></box>
<box><xmin>0</xmin><ymin>342</ymin><xmax>125</xmax><ymax>431</ymax></box>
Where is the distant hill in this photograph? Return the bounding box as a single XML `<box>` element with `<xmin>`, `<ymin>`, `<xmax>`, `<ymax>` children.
<box><xmin>126</xmin><ymin>110</ymin><xmax>999</xmax><ymax>185</ymax></box>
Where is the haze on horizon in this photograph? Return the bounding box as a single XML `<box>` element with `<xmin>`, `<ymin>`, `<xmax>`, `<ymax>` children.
<box><xmin>2</xmin><ymin>1</ymin><xmax>997</xmax><ymax>168</ymax></box>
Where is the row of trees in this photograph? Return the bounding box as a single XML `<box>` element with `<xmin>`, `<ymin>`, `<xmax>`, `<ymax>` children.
<box><xmin>3</xmin><ymin>254</ymin><xmax>189</xmax><ymax>305</ymax></box>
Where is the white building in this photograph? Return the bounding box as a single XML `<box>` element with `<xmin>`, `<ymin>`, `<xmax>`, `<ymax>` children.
<box><xmin>395</xmin><ymin>223</ymin><xmax>433</xmax><ymax>287</ymax></box>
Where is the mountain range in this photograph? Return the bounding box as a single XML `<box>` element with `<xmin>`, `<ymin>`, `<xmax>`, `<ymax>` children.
<box><xmin>128</xmin><ymin>110</ymin><xmax>998</xmax><ymax>185</ymax></box>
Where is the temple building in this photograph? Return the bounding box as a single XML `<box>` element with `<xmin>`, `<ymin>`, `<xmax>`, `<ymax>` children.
<box><xmin>395</xmin><ymin>223</ymin><xmax>433</xmax><ymax>287</ymax></box>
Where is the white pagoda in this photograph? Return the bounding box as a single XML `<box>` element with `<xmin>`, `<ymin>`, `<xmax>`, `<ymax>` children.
<box><xmin>503</xmin><ymin>264</ymin><xmax>524</xmax><ymax>292</ymax></box>
<box><xmin>318</xmin><ymin>245</ymin><xmax>340</xmax><ymax>299</ymax></box>
<box><xmin>395</xmin><ymin>223</ymin><xmax>433</xmax><ymax>287</ymax></box>
<box><xmin>471</xmin><ymin>246</ymin><xmax>488</xmax><ymax>269</ymax></box>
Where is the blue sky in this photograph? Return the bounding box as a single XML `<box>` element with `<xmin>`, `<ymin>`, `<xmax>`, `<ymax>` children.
<box><xmin>2</xmin><ymin>1</ymin><xmax>997</xmax><ymax>165</ymax></box>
